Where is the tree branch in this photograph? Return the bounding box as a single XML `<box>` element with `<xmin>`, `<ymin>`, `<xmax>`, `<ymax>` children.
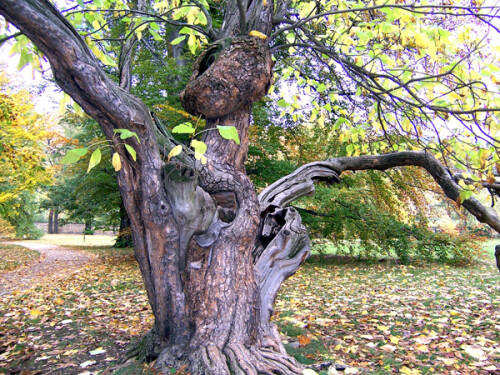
<box><xmin>0</xmin><ymin>31</ymin><xmax>22</xmax><ymax>46</ymax></box>
<box><xmin>236</xmin><ymin>0</ymin><xmax>247</xmax><ymax>34</ymax></box>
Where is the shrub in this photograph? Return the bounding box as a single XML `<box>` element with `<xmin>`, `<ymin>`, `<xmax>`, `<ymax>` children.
<box><xmin>0</xmin><ymin>218</ymin><xmax>16</xmax><ymax>240</ymax></box>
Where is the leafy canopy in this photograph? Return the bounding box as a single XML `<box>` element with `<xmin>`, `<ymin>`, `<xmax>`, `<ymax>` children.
<box><xmin>2</xmin><ymin>0</ymin><xmax>500</xmax><ymax>202</ymax></box>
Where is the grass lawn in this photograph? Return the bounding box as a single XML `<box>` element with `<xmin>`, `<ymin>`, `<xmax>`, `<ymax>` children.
<box><xmin>0</xmin><ymin>238</ymin><xmax>498</xmax><ymax>374</ymax></box>
<box><xmin>24</xmin><ymin>233</ymin><xmax>116</xmax><ymax>247</ymax></box>
<box><xmin>480</xmin><ymin>238</ymin><xmax>498</xmax><ymax>260</ymax></box>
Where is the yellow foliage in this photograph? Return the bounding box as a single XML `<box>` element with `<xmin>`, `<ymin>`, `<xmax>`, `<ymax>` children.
<box><xmin>249</xmin><ymin>30</ymin><xmax>268</xmax><ymax>40</ymax></box>
<box><xmin>0</xmin><ymin>70</ymin><xmax>54</xmax><ymax>204</ymax></box>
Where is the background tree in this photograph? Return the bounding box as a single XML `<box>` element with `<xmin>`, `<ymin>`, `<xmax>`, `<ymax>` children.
<box><xmin>0</xmin><ymin>70</ymin><xmax>54</xmax><ymax>238</ymax></box>
<box><xmin>1</xmin><ymin>1</ymin><xmax>500</xmax><ymax>373</ymax></box>
<box><xmin>40</xmin><ymin>112</ymin><xmax>124</xmax><ymax>236</ymax></box>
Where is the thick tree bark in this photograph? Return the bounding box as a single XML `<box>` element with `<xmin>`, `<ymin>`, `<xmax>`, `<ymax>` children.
<box><xmin>261</xmin><ymin>152</ymin><xmax>500</xmax><ymax>274</ymax></box>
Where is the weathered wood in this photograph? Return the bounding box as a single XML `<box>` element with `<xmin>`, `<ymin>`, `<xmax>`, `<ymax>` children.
<box><xmin>259</xmin><ymin>161</ymin><xmax>340</xmax><ymax>211</ymax></box>
<box><xmin>254</xmin><ymin>150</ymin><xmax>500</xmax><ymax>301</ymax></box>
<box><xmin>255</xmin><ymin>207</ymin><xmax>310</xmax><ymax>328</ymax></box>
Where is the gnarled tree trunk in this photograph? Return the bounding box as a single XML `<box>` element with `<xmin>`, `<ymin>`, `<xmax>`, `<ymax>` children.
<box><xmin>0</xmin><ymin>1</ymin><xmax>307</xmax><ymax>373</ymax></box>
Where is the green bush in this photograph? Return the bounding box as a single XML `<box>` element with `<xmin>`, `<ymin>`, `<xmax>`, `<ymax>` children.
<box><xmin>14</xmin><ymin>220</ymin><xmax>44</xmax><ymax>240</ymax></box>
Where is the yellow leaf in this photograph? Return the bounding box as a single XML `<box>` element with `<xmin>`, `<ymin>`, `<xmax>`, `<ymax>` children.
<box><xmin>30</xmin><ymin>309</ymin><xmax>43</xmax><ymax>317</ymax></box>
<box><xmin>167</xmin><ymin>145</ymin><xmax>183</xmax><ymax>162</ymax></box>
<box><xmin>390</xmin><ymin>336</ymin><xmax>400</xmax><ymax>345</ymax></box>
<box><xmin>487</xmin><ymin>171</ymin><xmax>496</xmax><ymax>184</ymax></box>
<box><xmin>302</xmin><ymin>370</ymin><xmax>317</xmax><ymax>375</ymax></box>
<box><xmin>262</xmin><ymin>0</ymin><xmax>267</xmax><ymax>5</ymax></box>
<box><xmin>377</xmin><ymin>325</ymin><xmax>390</xmax><ymax>332</ymax></box>
<box><xmin>416</xmin><ymin>345</ymin><xmax>429</xmax><ymax>353</ymax></box>
<box><xmin>112</xmin><ymin>152</ymin><xmax>122</xmax><ymax>172</ymax></box>
<box><xmin>400</xmin><ymin>366</ymin><xmax>421</xmax><ymax>375</ymax></box>
<box><xmin>249</xmin><ymin>30</ymin><xmax>267</xmax><ymax>40</ymax></box>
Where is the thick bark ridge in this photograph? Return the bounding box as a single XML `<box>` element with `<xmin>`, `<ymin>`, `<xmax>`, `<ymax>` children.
<box><xmin>262</xmin><ymin>151</ymin><xmax>500</xmax><ymax>235</ymax></box>
<box><xmin>0</xmin><ymin>0</ymin><xmax>190</xmax><ymax>357</ymax></box>
<box><xmin>156</xmin><ymin>31</ymin><xmax>304</xmax><ymax>374</ymax></box>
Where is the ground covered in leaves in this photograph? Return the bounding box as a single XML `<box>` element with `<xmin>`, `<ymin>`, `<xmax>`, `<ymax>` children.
<box><xmin>0</xmin><ymin>244</ymin><xmax>40</xmax><ymax>272</ymax></box>
<box><xmin>276</xmin><ymin>256</ymin><xmax>500</xmax><ymax>375</ymax></box>
<box><xmin>0</xmin><ymin>239</ymin><xmax>499</xmax><ymax>374</ymax></box>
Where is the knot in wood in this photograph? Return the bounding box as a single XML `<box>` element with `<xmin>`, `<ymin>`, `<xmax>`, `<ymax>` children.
<box><xmin>180</xmin><ymin>36</ymin><xmax>273</xmax><ymax>119</ymax></box>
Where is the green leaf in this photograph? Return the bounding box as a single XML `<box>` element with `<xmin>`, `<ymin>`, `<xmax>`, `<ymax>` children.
<box><xmin>459</xmin><ymin>190</ymin><xmax>473</xmax><ymax>202</ymax></box>
<box><xmin>179</xmin><ymin>27</ymin><xmax>193</xmax><ymax>35</ymax></box>
<box><xmin>191</xmin><ymin>139</ymin><xmax>207</xmax><ymax>155</ymax></box>
<box><xmin>150</xmin><ymin>22</ymin><xmax>160</xmax><ymax>31</ymax></box>
<box><xmin>188</xmin><ymin>34</ymin><xmax>197</xmax><ymax>55</ymax></box>
<box><xmin>172</xmin><ymin>122</ymin><xmax>195</xmax><ymax>134</ymax></box>
<box><xmin>61</xmin><ymin>148</ymin><xmax>88</xmax><ymax>164</ymax></box>
<box><xmin>197</xmin><ymin>11</ymin><xmax>207</xmax><ymax>25</ymax></box>
<box><xmin>216</xmin><ymin>126</ymin><xmax>240</xmax><ymax>144</ymax></box>
<box><xmin>171</xmin><ymin>35</ymin><xmax>186</xmax><ymax>45</ymax></box>
<box><xmin>17</xmin><ymin>50</ymin><xmax>30</xmax><ymax>70</ymax></box>
<box><xmin>114</xmin><ymin>129</ymin><xmax>140</xmax><ymax>143</ymax></box>
<box><xmin>317</xmin><ymin>83</ymin><xmax>327</xmax><ymax>92</ymax></box>
<box><xmin>124</xmin><ymin>144</ymin><xmax>137</xmax><ymax>161</ymax></box>
<box><xmin>277</xmin><ymin>99</ymin><xmax>289</xmax><ymax>108</ymax></box>
<box><xmin>346</xmin><ymin>144</ymin><xmax>354</xmax><ymax>156</ymax></box>
<box><xmin>87</xmin><ymin>148</ymin><xmax>102</xmax><ymax>173</ymax></box>
<box><xmin>150</xmin><ymin>29</ymin><xmax>163</xmax><ymax>41</ymax></box>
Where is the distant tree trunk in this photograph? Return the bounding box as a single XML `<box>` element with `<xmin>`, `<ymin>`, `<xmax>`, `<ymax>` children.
<box><xmin>114</xmin><ymin>201</ymin><xmax>133</xmax><ymax>248</ymax></box>
<box><xmin>84</xmin><ymin>220</ymin><xmax>92</xmax><ymax>234</ymax></box>
<box><xmin>495</xmin><ymin>245</ymin><xmax>500</xmax><ymax>273</ymax></box>
<box><xmin>54</xmin><ymin>210</ymin><xmax>59</xmax><ymax>234</ymax></box>
<box><xmin>48</xmin><ymin>209</ymin><xmax>53</xmax><ymax>234</ymax></box>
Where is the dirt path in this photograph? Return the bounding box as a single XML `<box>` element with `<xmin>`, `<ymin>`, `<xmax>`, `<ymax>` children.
<box><xmin>0</xmin><ymin>242</ymin><xmax>95</xmax><ymax>296</ymax></box>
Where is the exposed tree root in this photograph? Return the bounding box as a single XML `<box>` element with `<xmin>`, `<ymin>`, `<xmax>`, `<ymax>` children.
<box><xmin>122</xmin><ymin>327</ymin><xmax>165</xmax><ymax>364</ymax></box>
<box><xmin>153</xmin><ymin>343</ymin><xmax>304</xmax><ymax>375</ymax></box>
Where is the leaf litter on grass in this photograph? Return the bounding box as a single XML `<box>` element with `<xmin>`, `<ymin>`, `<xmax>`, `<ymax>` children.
<box><xmin>0</xmin><ymin>247</ymin><xmax>153</xmax><ymax>374</ymax></box>
<box><xmin>1</xmin><ymin>245</ymin><xmax>499</xmax><ymax>374</ymax></box>
<box><xmin>0</xmin><ymin>244</ymin><xmax>40</xmax><ymax>272</ymax></box>
<box><xmin>274</xmin><ymin>257</ymin><xmax>500</xmax><ymax>374</ymax></box>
